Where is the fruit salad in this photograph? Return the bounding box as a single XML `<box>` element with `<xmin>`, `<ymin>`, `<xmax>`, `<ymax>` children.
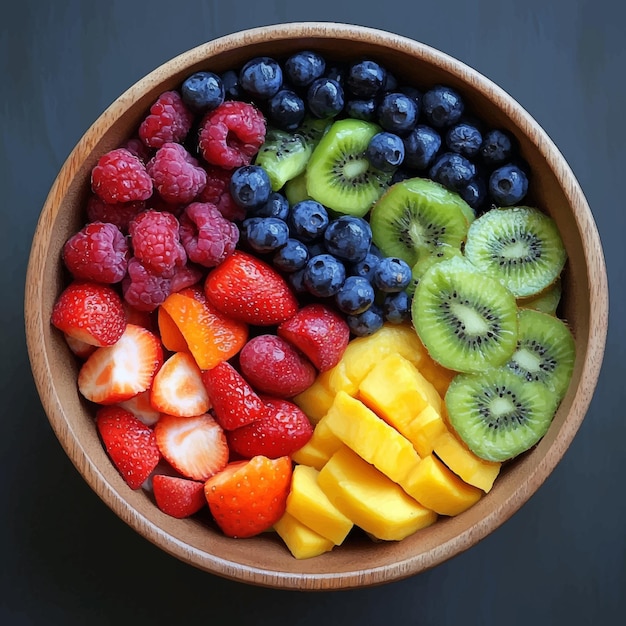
<box><xmin>50</xmin><ymin>50</ymin><xmax>575</xmax><ymax>560</ymax></box>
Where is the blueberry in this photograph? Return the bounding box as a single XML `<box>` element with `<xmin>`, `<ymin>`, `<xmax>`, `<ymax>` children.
<box><xmin>181</xmin><ymin>71</ymin><xmax>225</xmax><ymax>113</ymax></box>
<box><xmin>347</xmin><ymin>304</ymin><xmax>384</xmax><ymax>337</ymax></box>
<box><xmin>250</xmin><ymin>191</ymin><xmax>290</xmax><ymax>220</ymax></box>
<box><xmin>403</xmin><ymin>125</ymin><xmax>442</xmax><ymax>170</ymax></box>
<box><xmin>391</xmin><ymin>168</ymin><xmax>413</xmax><ymax>185</ymax></box>
<box><xmin>365</xmin><ymin>132</ymin><xmax>405</xmax><ymax>172</ymax></box>
<box><xmin>377</xmin><ymin>92</ymin><xmax>419</xmax><ymax>136</ymax></box>
<box><xmin>242</xmin><ymin>217</ymin><xmax>290</xmax><ymax>254</ymax></box>
<box><xmin>460</xmin><ymin>178</ymin><xmax>487</xmax><ymax>212</ymax></box>
<box><xmin>383</xmin><ymin>72</ymin><xmax>399</xmax><ymax>92</ymax></box>
<box><xmin>346</xmin><ymin>60</ymin><xmax>387</xmax><ymax>98</ymax></box>
<box><xmin>398</xmin><ymin>85</ymin><xmax>422</xmax><ymax>110</ymax></box>
<box><xmin>383</xmin><ymin>291</ymin><xmax>411</xmax><ymax>324</ymax></box>
<box><xmin>288</xmin><ymin>200</ymin><xmax>330</xmax><ymax>241</ymax></box>
<box><xmin>422</xmin><ymin>85</ymin><xmax>464</xmax><ymax>128</ymax></box>
<box><xmin>267</xmin><ymin>89</ymin><xmax>306</xmax><ymax>131</ymax></box>
<box><xmin>488</xmin><ymin>164</ymin><xmax>529</xmax><ymax>206</ymax></box>
<box><xmin>303</xmin><ymin>254</ymin><xmax>346</xmax><ymax>298</ymax></box>
<box><xmin>325</xmin><ymin>64</ymin><xmax>347</xmax><ymax>87</ymax></box>
<box><xmin>307</xmin><ymin>78</ymin><xmax>344</xmax><ymax>119</ymax></box>
<box><xmin>288</xmin><ymin>267</ymin><xmax>308</xmax><ymax>293</ymax></box>
<box><xmin>323</xmin><ymin>216</ymin><xmax>373</xmax><ymax>262</ymax></box>
<box><xmin>344</xmin><ymin>99</ymin><xmax>377</xmax><ymax>121</ymax></box>
<box><xmin>335</xmin><ymin>276</ymin><xmax>376</xmax><ymax>315</ymax></box>
<box><xmin>446</xmin><ymin>122</ymin><xmax>483</xmax><ymax>158</ymax></box>
<box><xmin>480</xmin><ymin>129</ymin><xmax>514</xmax><ymax>166</ymax></box>
<box><xmin>239</xmin><ymin>56</ymin><xmax>283</xmax><ymax>100</ymax></box>
<box><xmin>273</xmin><ymin>238</ymin><xmax>309</xmax><ymax>272</ymax></box>
<box><xmin>373</xmin><ymin>257</ymin><xmax>412</xmax><ymax>292</ymax></box>
<box><xmin>230</xmin><ymin>165</ymin><xmax>272</xmax><ymax>209</ymax></box>
<box><xmin>307</xmin><ymin>241</ymin><xmax>327</xmax><ymax>258</ymax></box>
<box><xmin>285</xmin><ymin>51</ymin><xmax>326</xmax><ymax>87</ymax></box>
<box><xmin>429</xmin><ymin>152</ymin><xmax>476</xmax><ymax>192</ymax></box>
<box><xmin>350</xmin><ymin>252</ymin><xmax>380</xmax><ymax>282</ymax></box>
<box><xmin>221</xmin><ymin>70</ymin><xmax>243</xmax><ymax>100</ymax></box>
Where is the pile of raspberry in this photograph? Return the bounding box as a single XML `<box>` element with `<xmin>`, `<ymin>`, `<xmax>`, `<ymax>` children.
<box><xmin>65</xmin><ymin>90</ymin><xmax>267</xmax><ymax>312</ymax></box>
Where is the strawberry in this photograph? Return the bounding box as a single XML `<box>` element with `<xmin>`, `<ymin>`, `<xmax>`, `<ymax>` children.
<box><xmin>278</xmin><ymin>303</ymin><xmax>350</xmax><ymax>372</ymax></box>
<box><xmin>95</xmin><ymin>406</ymin><xmax>161</xmax><ymax>489</ymax></box>
<box><xmin>227</xmin><ymin>396</ymin><xmax>313</xmax><ymax>459</ymax></box>
<box><xmin>239</xmin><ymin>334</ymin><xmax>316</xmax><ymax>398</ymax></box>
<box><xmin>78</xmin><ymin>324</ymin><xmax>163</xmax><ymax>405</ymax></box>
<box><xmin>201</xmin><ymin>361</ymin><xmax>268</xmax><ymax>430</ymax></box>
<box><xmin>118</xmin><ymin>390</ymin><xmax>161</xmax><ymax>426</ymax></box>
<box><xmin>51</xmin><ymin>280</ymin><xmax>126</xmax><ymax>347</ymax></box>
<box><xmin>150</xmin><ymin>352</ymin><xmax>211</xmax><ymax>417</ymax></box>
<box><xmin>204</xmin><ymin>455</ymin><xmax>292</xmax><ymax>538</ymax></box>
<box><xmin>204</xmin><ymin>250</ymin><xmax>298</xmax><ymax>326</ymax></box>
<box><xmin>155</xmin><ymin>413</ymin><xmax>228</xmax><ymax>481</ymax></box>
<box><xmin>152</xmin><ymin>475</ymin><xmax>206</xmax><ymax>519</ymax></box>
<box><xmin>64</xmin><ymin>333</ymin><xmax>97</xmax><ymax>359</ymax></box>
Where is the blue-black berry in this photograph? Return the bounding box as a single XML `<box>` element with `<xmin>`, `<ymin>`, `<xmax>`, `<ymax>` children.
<box><xmin>230</xmin><ymin>165</ymin><xmax>272</xmax><ymax>209</ymax></box>
<box><xmin>346</xmin><ymin>60</ymin><xmax>387</xmax><ymax>98</ymax></box>
<box><xmin>335</xmin><ymin>276</ymin><xmax>376</xmax><ymax>315</ymax></box>
<box><xmin>365</xmin><ymin>132</ymin><xmax>405</xmax><ymax>172</ymax></box>
<box><xmin>347</xmin><ymin>304</ymin><xmax>384</xmax><ymax>337</ymax></box>
<box><xmin>373</xmin><ymin>257</ymin><xmax>412</xmax><ymax>292</ymax></box>
<box><xmin>239</xmin><ymin>57</ymin><xmax>283</xmax><ymax>100</ymax></box>
<box><xmin>350</xmin><ymin>252</ymin><xmax>381</xmax><ymax>282</ymax></box>
<box><xmin>422</xmin><ymin>85</ymin><xmax>464</xmax><ymax>128</ymax></box>
<box><xmin>403</xmin><ymin>125</ymin><xmax>442</xmax><ymax>171</ymax></box>
<box><xmin>323</xmin><ymin>215</ymin><xmax>372</xmax><ymax>262</ymax></box>
<box><xmin>250</xmin><ymin>191</ymin><xmax>290</xmax><ymax>220</ymax></box>
<box><xmin>181</xmin><ymin>72</ymin><xmax>225</xmax><ymax>113</ymax></box>
<box><xmin>273</xmin><ymin>238</ymin><xmax>309</xmax><ymax>272</ymax></box>
<box><xmin>242</xmin><ymin>217</ymin><xmax>290</xmax><ymax>253</ymax></box>
<box><xmin>429</xmin><ymin>152</ymin><xmax>476</xmax><ymax>192</ymax></box>
<box><xmin>377</xmin><ymin>92</ymin><xmax>419</xmax><ymax>136</ymax></box>
<box><xmin>303</xmin><ymin>254</ymin><xmax>346</xmax><ymax>298</ymax></box>
<box><xmin>488</xmin><ymin>164</ymin><xmax>529</xmax><ymax>206</ymax></box>
<box><xmin>288</xmin><ymin>200</ymin><xmax>330</xmax><ymax>242</ymax></box>
<box><xmin>284</xmin><ymin>51</ymin><xmax>326</xmax><ymax>87</ymax></box>
<box><xmin>307</xmin><ymin>78</ymin><xmax>344</xmax><ymax>119</ymax></box>
<box><xmin>383</xmin><ymin>291</ymin><xmax>411</xmax><ymax>324</ymax></box>
<box><xmin>480</xmin><ymin>129</ymin><xmax>514</xmax><ymax>166</ymax></box>
<box><xmin>267</xmin><ymin>89</ymin><xmax>306</xmax><ymax>131</ymax></box>
<box><xmin>446</xmin><ymin>122</ymin><xmax>483</xmax><ymax>158</ymax></box>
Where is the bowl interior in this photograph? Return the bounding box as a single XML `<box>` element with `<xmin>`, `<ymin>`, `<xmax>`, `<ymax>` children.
<box><xmin>25</xmin><ymin>23</ymin><xmax>607</xmax><ymax>590</ymax></box>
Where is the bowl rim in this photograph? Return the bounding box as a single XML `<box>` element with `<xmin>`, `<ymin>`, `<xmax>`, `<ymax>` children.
<box><xmin>24</xmin><ymin>21</ymin><xmax>609</xmax><ymax>589</ymax></box>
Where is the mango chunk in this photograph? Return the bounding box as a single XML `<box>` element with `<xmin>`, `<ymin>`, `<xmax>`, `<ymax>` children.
<box><xmin>324</xmin><ymin>391</ymin><xmax>421</xmax><ymax>485</ymax></box>
<box><xmin>318</xmin><ymin>446</ymin><xmax>437</xmax><ymax>541</ymax></box>
<box><xmin>293</xmin><ymin>369</ymin><xmax>335</xmax><ymax>424</ymax></box>
<box><xmin>404</xmin><ymin>454</ymin><xmax>483</xmax><ymax>516</ymax></box>
<box><xmin>274</xmin><ymin>512</ymin><xmax>335</xmax><ymax>560</ymax></box>
<box><xmin>408</xmin><ymin>405</ymin><xmax>449</xmax><ymax>457</ymax></box>
<box><xmin>286</xmin><ymin>465</ymin><xmax>353</xmax><ymax>545</ymax></box>
<box><xmin>292</xmin><ymin>415</ymin><xmax>343</xmax><ymax>470</ymax></box>
<box><xmin>432</xmin><ymin>431</ymin><xmax>501</xmax><ymax>493</ymax></box>
<box><xmin>415</xmin><ymin>351</ymin><xmax>457</xmax><ymax>397</ymax></box>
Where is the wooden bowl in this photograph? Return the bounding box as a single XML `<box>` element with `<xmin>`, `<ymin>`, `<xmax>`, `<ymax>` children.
<box><xmin>24</xmin><ymin>23</ymin><xmax>608</xmax><ymax>590</ymax></box>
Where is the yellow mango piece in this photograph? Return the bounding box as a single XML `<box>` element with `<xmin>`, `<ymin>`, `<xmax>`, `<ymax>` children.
<box><xmin>274</xmin><ymin>512</ymin><xmax>335</xmax><ymax>560</ymax></box>
<box><xmin>286</xmin><ymin>465</ymin><xmax>353</xmax><ymax>545</ymax></box>
<box><xmin>325</xmin><ymin>391</ymin><xmax>421</xmax><ymax>485</ymax></box>
<box><xmin>404</xmin><ymin>454</ymin><xmax>483</xmax><ymax>516</ymax></box>
<box><xmin>416</xmin><ymin>350</ymin><xmax>457</xmax><ymax>397</ymax></box>
<box><xmin>290</xmin><ymin>441</ymin><xmax>329</xmax><ymax>471</ymax></box>
<box><xmin>293</xmin><ymin>369</ymin><xmax>335</xmax><ymax>424</ymax></box>
<box><xmin>318</xmin><ymin>446</ymin><xmax>437</xmax><ymax>541</ymax></box>
<box><xmin>432</xmin><ymin>430</ymin><xmax>501</xmax><ymax>493</ymax></box>
<box><xmin>408</xmin><ymin>405</ymin><xmax>449</xmax><ymax>457</ymax></box>
<box><xmin>291</xmin><ymin>415</ymin><xmax>343</xmax><ymax>470</ymax></box>
<box><xmin>327</xmin><ymin>360</ymin><xmax>358</xmax><ymax>395</ymax></box>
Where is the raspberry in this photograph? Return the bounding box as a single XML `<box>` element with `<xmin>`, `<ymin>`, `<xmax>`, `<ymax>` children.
<box><xmin>198</xmin><ymin>165</ymin><xmax>246</xmax><ymax>221</ymax></box>
<box><xmin>86</xmin><ymin>194</ymin><xmax>145</xmax><ymax>233</ymax></box>
<box><xmin>91</xmin><ymin>148</ymin><xmax>153</xmax><ymax>204</ymax></box>
<box><xmin>122</xmin><ymin>257</ymin><xmax>172</xmax><ymax>312</ymax></box>
<box><xmin>62</xmin><ymin>222</ymin><xmax>129</xmax><ymax>283</ymax></box>
<box><xmin>123</xmin><ymin>137</ymin><xmax>152</xmax><ymax>163</ymax></box>
<box><xmin>170</xmin><ymin>263</ymin><xmax>204</xmax><ymax>292</ymax></box>
<box><xmin>179</xmin><ymin>202</ymin><xmax>239</xmax><ymax>268</ymax></box>
<box><xmin>146</xmin><ymin>143</ymin><xmax>207</xmax><ymax>204</ymax></box>
<box><xmin>198</xmin><ymin>101</ymin><xmax>266</xmax><ymax>169</ymax></box>
<box><xmin>139</xmin><ymin>91</ymin><xmax>194</xmax><ymax>149</ymax></box>
<box><xmin>129</xmin><ymin>210</ymin><xmax>187</xmax><ymax>276</ymax></box>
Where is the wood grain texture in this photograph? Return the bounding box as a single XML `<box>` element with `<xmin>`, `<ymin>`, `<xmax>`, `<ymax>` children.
<box><xmin>24</xmin><ymin>22</ymin><xmax>608</xmax><ymax>590</ymax></box>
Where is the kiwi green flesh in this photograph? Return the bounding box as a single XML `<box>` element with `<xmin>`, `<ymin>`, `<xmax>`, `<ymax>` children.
<box><xmin>370</xmin><ymin>177</ymin><xmax>473</xmax><ymax>267</ymax></box>
<box><xmin>506</xmin><ymin>308</ymin><xmax>575</xmax><ymax>400</ymax></box>
<box><xmin>412</xmin><ymin>256</ymin><xmax>518</xmax><ymax>374</ymax></box>
<box><xmin>464</xmin><ymin>206</ymin><xmax>567</xmax><ymax>298</ymax></box>
<box><xmin>518</xmin><ymin>278</ymin><xmax>562</xmax><ymax>316</ymax></box>
<box><xmin>305</xmin><ymin>119</ymin><xmax>391</xmax><ymax>217</ymax></box>
<box><xmin>254</xmin><ymin>129</ymin><xmax>312</xmax><ymax>191</ymax></box>
<box><xmin>296</xmin><ymin>116</ymin><xmax>332</xmax><ymax>148</ymax></box>
<box><xmin>284</xmin><ymin>171</ymin><xmax>311</xmax><ymax>205</ymax></box>
<box><xmin>445</xmin><ymin>368</ymin><xmax>558</xmax><ymax>462</ymax></box>
<box><xmin>406</xmin><ymin>244</ymin><xmax>463</xmax><ymax>295</ymax></box>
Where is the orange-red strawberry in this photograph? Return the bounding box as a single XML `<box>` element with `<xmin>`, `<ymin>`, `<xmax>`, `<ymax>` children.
<box><xmin>152</xmin><ymin>475</ymin><xmax>206</xmax><ymax>519</ymax></box>
<box><xmin>227</xmin><ymin>396</ymin><xmax>313</xmax><ymax>459</ymax></box>
<box><xmin>204</xmin><ymin>455</ymin><xmax>292</xmax><ymax>538</ymax></box>
<box><xmin>118</xmin><ymin>390</ymin><xmax>161</xmax><ymax>426</ymax></box>
<box><xmin>155</xmin><ymin>413</ymin><xmax>228</xmax><ymax>481</ymax></box>
<box><xmin>201</xmin><ymin>361</ymin><xmax>268</xmax><ymax>430</ymax></box>
<box><xmin>150</xmin><ymin>352</ymin><xmax>210</xmax><ymax>417</ymax></box>
<box><xmin>51</xmin><ymin>281</ymin><xmax>126</xmax><ymax>347</ymax></box>
<box><xmin>95</xmin><ymin>406</ymin><xmax>161</xmax><ymax>489</ymax></box>
<box><xmin>204</xmin><ymin>250</ymin><xmax>298</xmax><ymax>326</ymax></box>
<box><xmin>78</xmin><ymin>324</ymin><xmax>163</xmax><ymax>405</ymax></box>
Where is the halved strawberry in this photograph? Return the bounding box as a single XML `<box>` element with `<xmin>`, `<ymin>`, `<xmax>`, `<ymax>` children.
<box><xmin>64</xmin><ymin>333</ymin><xmax>97</xmax><ymax>359</ymax></box>
<box><xmin>52</xmin><ymin>280</ymin><xmax>126</xmax><ymax>347</ymax></box>
<box><xmin>227</xmin><ymin>396</ymin><xmax>313</xmax><ymax>459</ymax></box>
<box><xmin>96</xmin><ymin>406</ymin><xmax>161</xmax><ymax>489</ymax></box>
<box><xmin>150</xmin><ymin>352</ymin><xmax>210</xmax><ymax>417</ymax></box>
<box><xmin>155</xmin><ymin>413</ymin><xmax>228</xmax><ymax>481</ymax></box>
<box><xmin>201</xmin><ymin>361</ymin><xmax>268</xmax><ymax>430</ymax></box>
<box><xmin>204</xmin><ymin>251</ymin><xmax>298</xmax><ymax>326</ymax></box>
<box><xmin>204</xmin><ymin>455</ymin><xmax>292</xmax><ymax>538</ymax></box>
<box><xmin>152</xmin><ymin>475</ymin><xmax>206</xmax><ymax>519</ymax></box>
<box><xmin>118</xmin><ymin>390</ymin><xmax>161</xmax><ymax>426</ymax></box>
<box><xmin>78</xmin><ymin>324</ymin><xmax>163</xmax><ymax>405</ymax></box>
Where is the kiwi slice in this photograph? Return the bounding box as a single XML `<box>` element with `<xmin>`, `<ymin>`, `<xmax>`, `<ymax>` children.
<box><xmin>464</xmin><ymin>206</ymin><xmax>567</xmax><ymax>298</ymax></box>
<box><xmin>445</xmin><ymin>367</ymin><xmax>558</xmax><ymax>462</ymax></box>
<box><xmin>412</xmin><ymin>256</ymin><xmax>518</xmax><ymax>373</ymax></box>
<box><xmin>254</xmin><ymin>129</ymin><xmax>312</xmax><ymax>191</ymax></box>
<box><xmin>370</xmin><ymin>177</ymin><xmax>474</xmax><ymax>267</ymax></box>
<box><xmin>506</xmin><ymin>308</ymin><xmax>575</xmax><ymax>400</ymax></box>
<box><xmin>284</xmin><ymin>171</ymin><xmax>311</xmax><ymax>205</ymax></box>
<box><xmin>296</xmin><ymin>115</ymin><xmax>331</xmax><ymax>148</ymax></box>
<box><xmin>517</xmin><ymin>278</ymin><xmax>562</xmax><ymax>315</ymax></box>
<box><xmin>305</xmin><ymin>119</ymin><xmax>391</xmax><ymax>217</ymax></box>
<box><xmin>406</xmin><ymin>244</ymin><xmax>463</xmax><ymax>296</ymax></box>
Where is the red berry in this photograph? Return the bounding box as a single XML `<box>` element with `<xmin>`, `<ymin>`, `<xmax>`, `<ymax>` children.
<box><xmin>122</xmin><ymin>257</ymin><xmax>172</xmax><ymax>312</ymax></box>
<box><xmin>152</xmin><ymin>475</ymin><xmax>206</xmax><ymax>519</ymax></box>
<box><xmin>198</xmin><ymin>101</ymin><xmax>266</xmax><ymax>169</ymax></box>
<box><xmin>179</xmin><ymin>202</ymin><xmax>239</xmax><ymax>268</ymax></box>
<box><xmin>146</xmin><ymin>142</ymin><xmax>207</xmax><ymax>204</ymax></box>
<box><xmin>198</xmin><ymin>165</ymin><xmax>246</xmax><ymax>221</ymax></box>
<box><xmin>123</xmin><ymin>137</ymin><xmax>153</xmax><ymax>162</ymax></box>
<box><xmin>85</xmin><ymin>194</ymin><xmax>146</xmax><ymax>233</ymax></box>
<box><xmin>62</xmin><ymin>222</ymin><xmax>129</xmax><ymax>284</ymax></box>
<box><xmin>169</xmin><ymin>262</ymin><xmax>204</xmax><ymax>293</ymax></box>
<box><xmin>138</xmin><ymin>90</ymin><xmax>194</xmax><ymax>149</ymax></box>
<box><xmin>91</xmin><ymin>148</ymin><xmax>153</xmax><ymax>204</ymax></box>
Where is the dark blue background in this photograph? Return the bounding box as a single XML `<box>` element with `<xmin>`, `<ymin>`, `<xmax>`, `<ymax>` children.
<box><xmin>2</xmin><ymin>1</ymin><xmax>623</xmax><ymax>624</ymax></box>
